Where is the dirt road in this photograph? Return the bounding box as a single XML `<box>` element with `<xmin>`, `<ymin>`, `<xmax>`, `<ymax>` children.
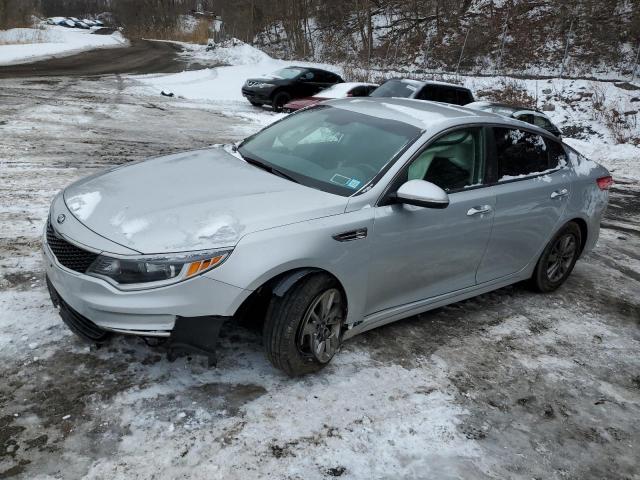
<box><xmin>0</xmin><ymin>76</ymin><xmax>639</xmax><ymax>480</ymax></box>
<box><xmin>0</xmin><ymin>40</ymin><xmax>204</xmax><ymax>78</ymax></box>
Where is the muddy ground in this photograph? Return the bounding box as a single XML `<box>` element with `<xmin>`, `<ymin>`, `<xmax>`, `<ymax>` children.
<box><xmin>0</xmin><ymin>40</ymin><xmax>211</xmax><ymax>78</ymax></box>
<box><xmin>0</xmin><ymin>75</ymin><xmax>639</xmax><ymax>479</ymax></box>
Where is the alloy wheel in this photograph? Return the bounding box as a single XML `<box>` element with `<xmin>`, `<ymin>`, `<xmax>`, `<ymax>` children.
<box><xmin>297</xmin><ymin>288</ymin><xmax>344</xmax><ymax>363</ymax></box>
<box><xmin>546</xmin><ymin>233</ymin><xmax>577</xmax><ymax>283</ymax></box>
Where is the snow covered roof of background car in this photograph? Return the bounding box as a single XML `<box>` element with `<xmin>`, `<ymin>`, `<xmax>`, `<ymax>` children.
<box><xmin>323</xmin><ymin>97</ymin><xmax>526</xmax><ymax>130</ymax></box>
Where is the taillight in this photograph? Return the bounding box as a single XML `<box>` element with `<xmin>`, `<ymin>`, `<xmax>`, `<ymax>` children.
<box><xmin>596</xmin><ymin>176</ymin><xmax>613</xmax><ymax>190</ymax></box>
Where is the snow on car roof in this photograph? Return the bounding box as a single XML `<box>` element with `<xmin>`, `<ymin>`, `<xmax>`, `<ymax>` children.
<box><xmin>388</xmin><ymin>78</ymin><xmax>469</xmax><ymax>89</ymax></box>
<box><xmin>312</xmin><ymin>82</ymin><xmax>378</xmax><ymax>99</ymax></box>
<box><xmin>326</xmin><ymin>97</ymin><xmax>500</xmax><ymax>129</ymax></box>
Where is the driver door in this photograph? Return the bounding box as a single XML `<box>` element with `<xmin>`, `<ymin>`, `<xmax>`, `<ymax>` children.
<box><xmin>365</xmin><ymin>127</ymin><xmax>495</xmax><ymax>315</ymax></box>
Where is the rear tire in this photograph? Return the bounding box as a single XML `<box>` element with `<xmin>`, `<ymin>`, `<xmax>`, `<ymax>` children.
<box><xmin>531</xmin><ymin>222</ymin><xmax>582</xmax><ymax>292</ymax></box>
<box><xmin>263</xmin><ymin>274</ymin><xmax>345</xmax><ymax>377</ymax></box>
<box><xmin>271</xmin><ymin>91</ymin><xmax>291</xmax><ymax>112</ymax></box>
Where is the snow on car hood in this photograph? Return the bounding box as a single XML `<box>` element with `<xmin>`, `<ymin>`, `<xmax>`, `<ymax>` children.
<box><xmin>63</xmin><ymin>147</ymin><xmax>348</xmax><ymax>254</ymax></box>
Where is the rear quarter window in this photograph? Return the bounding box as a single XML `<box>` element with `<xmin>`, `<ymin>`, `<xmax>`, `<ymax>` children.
<box><xmin>494</xmin><ymin>128</ymin><xmax>551</xmax><ymax>180</ymax></box>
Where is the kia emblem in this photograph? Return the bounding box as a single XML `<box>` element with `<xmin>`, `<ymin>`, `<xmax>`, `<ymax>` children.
<box><xmin>57</xmin><ymin>214</ymin><xmax>66</xmax><ymax>224</ymax></box>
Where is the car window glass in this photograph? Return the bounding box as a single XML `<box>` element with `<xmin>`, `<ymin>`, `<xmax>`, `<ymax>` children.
<box><xmin>239</xmin><ymin>106</ymin><xmax>420</xmax><ymax>196</ymax></box>
<box><xmin>370</xmin><ymin>80</ymin><xmax>418</xmax><ymax>98</ymax></box>
<box><xmin>314</xmin><ymin>71</ymin><xmax>331</xmax><ymax>82</ymax></box>
<box><xmin>457</xmin><ymin>90</ymin><xmax>473</xmax><ymax>105</ymax></box>
<box><xmin>349</xmin><ymin>86</ymin><xmax>366</xmax><ymax>97</ymax></box>
<box><xmin>546</xmin><ymin>138</ymin><xmax>568</xmax><ymax>169</ymax></box>
<box><xmin>494</xmin><ymin>128</ymin><xmax>550</xmax><ymax>180</ymax></box>
<box><xmin>516</xmin><ymin>113</ymin><xmax>534</xmax><ymax>125</ymax></box>
<box><xmin>272</xmin><ymin>67</ymin><xmax>305</xmax><ymax>79</ymax></box>
<box><xmin>405</xmin><ymin>128</ymin><xmax>485</xmax><ymax>191</ymax></box>
<box><xmin>533</xmin><ymin>115</ymin><xmax>553</xmax><ymax>129</ymax></box>
<box><xmin>428</xmin><ymin>86</ymin><xmax>459</xmax><ymax>104</ymax></box>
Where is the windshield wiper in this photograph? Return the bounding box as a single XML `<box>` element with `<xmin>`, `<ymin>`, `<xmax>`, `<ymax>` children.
<box><xmin>240</xmin><ymin>153</ymin><xmax>299</xmax><ymax>184</ymax></box>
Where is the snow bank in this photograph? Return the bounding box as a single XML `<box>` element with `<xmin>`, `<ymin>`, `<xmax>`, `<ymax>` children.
<box><xmin>0</xmin><ymin>25</ymin><xmax>128</xmax><ymax>66</ymax></box>
<box><xmin>134</xmin><ymin>39</ymin><xmax>339</xmax><ymax>104</ymax></box>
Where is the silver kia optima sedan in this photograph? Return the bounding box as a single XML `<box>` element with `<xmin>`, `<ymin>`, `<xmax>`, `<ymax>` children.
<box><xmin>44</xmin><ymin>98</ymin><xmax>612</xmax><ymax>376</ymax></box>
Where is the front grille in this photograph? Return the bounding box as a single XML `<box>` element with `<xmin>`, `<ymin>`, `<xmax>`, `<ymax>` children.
<box><xmin>46</xmin><ymin>221</ymin><xmax>99</xmax><ymax>273</ymax></box>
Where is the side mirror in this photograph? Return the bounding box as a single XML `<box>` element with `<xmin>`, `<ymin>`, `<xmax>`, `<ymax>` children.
<box><xmin>395</xmin><ymin>180</ymin><xmax>449</xmax><ymax>209</ymax></box>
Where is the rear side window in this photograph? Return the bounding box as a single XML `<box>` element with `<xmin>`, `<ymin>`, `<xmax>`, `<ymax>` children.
<box><xmin>494</xmin><ymin>128</ymin><xmax>550</xmax><ymax>180</ymax></box>
<box><xmin>370</xmin><ymin>80</ymin><xmax>418</xmax><ymax>98</ymax></box>
<box><xmin>421</xmin><ymin>86</ymin><xmax>458</xmax><ymax>104</ymax></box>
<box><xmin>533</xmin><ymin>115</ymin><xmax>554</xmax><ymax>130</ymax></box>
<box><xmin>349</xmin><ymin>86</ymin><xmax>369</xmax><ymax>97</ymax></box>
<box><xmin>457</xmin><ymin>89</ymin><xmax>474</xmax><ymax>105</ymax></box>
<box><xmin>546</xmin><ymin>138</ymin><xmax>568</xmax><ymax>169</ymax></box>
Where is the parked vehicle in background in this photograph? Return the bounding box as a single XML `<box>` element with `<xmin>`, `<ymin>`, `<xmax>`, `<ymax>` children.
<box><xmin>46</xmin><ymin>17</ymin><xmax>103</xmax><ymax>29</ymax></box>
<box><xmin>370</xmin><ymin>78</ymin><xmax>474</xmax><ymax>106</ymax></box>
<box><xmin>283</xmin><ymin>82</ymin><xmax>378</xmax><ymax>112</ymax></box>
<box><xmin>242</xmin><ymin>66</ymin><xmax>344</xmax><ymax>111</ymax></box>
<box><xmin>44</xmin><ymin>98</ymin><xmax>611</xmax><ymax>377</ymax></box>
<box><xmin>466</xmin><ymin>101</ymin><xmax>562</xmax><ymax>137</ymax></box>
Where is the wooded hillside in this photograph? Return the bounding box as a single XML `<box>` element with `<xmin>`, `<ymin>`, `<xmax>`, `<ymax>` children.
<box><xmin>1</xmin><ymin>0</ymin><xmax>639</xmax><ymax>77</ymax></box>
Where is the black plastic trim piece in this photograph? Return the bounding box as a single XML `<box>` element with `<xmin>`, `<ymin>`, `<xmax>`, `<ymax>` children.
<box><xmin>168</xmin><ymin>315</ymin><xmax>229</xmax><ymax>367</ymax></box>
<box><xmin>332</xmin><ymin>228</ymin><xmax>368</xmax><ymax>242</ymax></box>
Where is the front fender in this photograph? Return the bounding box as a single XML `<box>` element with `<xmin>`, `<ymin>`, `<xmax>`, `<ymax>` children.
<box><xmin>203</xmin><ymin>209</ymin><xmax>375</xmax><ymax>325</ymax></box>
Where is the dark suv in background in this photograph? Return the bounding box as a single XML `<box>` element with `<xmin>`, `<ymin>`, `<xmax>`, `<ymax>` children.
<box><xmin>370</xmin><ymin>78</ymin><xmax>474</xmax><ymax>106</ymax></box>
<box><xmin>242</xmin><ymin>66</ymin><xmax>344</xmax><ymax>111</ymax></box>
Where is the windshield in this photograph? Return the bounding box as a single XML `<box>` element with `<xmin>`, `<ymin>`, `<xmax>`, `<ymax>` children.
<box><xmin>370</xmin><ymin>80</ymin><xmax>419</xmax><ymax>98</ymax></box>
<box><xmin>239</xmin><ymin>106</ymin><xmax>420</xmax><ymax>196</ymax></box>
<box><xmin>271</xmin><ymin>67</ymin><xmax>305</xmax><ymax>79</ymax></box>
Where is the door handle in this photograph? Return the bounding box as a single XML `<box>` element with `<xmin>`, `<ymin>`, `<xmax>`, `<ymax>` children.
<box><xmin>550</xmin><ymin>188</ymin><xmax>569</xmax><ymax>199</ymax></box>
<box><xmin>467</xmin><ymin>205</ymin><xmax>493</xmax><ymax>216</ymax></box>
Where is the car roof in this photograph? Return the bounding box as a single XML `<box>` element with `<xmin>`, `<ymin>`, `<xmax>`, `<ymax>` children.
<box><xmin>384</xmin><ymin>78</ymin><xmax>471</xmax><ymax>91</ymax></box>
<box><xmin>324</xmin><ymin>97</ymin><xmax>553</xmax><ymax>135</ymax></box>
<box><xmin>287</xmin><ymin>66</ymin><xmax>338</xmax><ymax>74</ymax></box>
<box><xmin>469</xmin><ymin>100</ymin><xmax>548</xmax><ymax>116</ymax></box>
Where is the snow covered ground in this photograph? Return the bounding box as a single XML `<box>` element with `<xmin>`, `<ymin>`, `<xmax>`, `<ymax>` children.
<box><xmin>0</xmin><ymin>40</ymin><xmax>639</xmax><ymax>480</ymax></box>
<box><xmin>0</xmin><ymin>25</ymin><xmax>128</xmax><ymax>66</ymax></box>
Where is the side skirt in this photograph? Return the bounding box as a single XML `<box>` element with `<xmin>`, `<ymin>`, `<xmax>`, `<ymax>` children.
<box><xmin>343</xmin><ymin>271</ymin><xmax>530</xmax><ymax>340</ymax></box>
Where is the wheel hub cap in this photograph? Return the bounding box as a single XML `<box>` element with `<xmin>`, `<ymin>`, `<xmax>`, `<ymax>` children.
<box><xmin>297</xmin><ymin>288</ymin><xmax>344</xmax><ymax>363</ymax></box>
<box><xmin>546</xmin><ymin>233</ymin><xmax>577</xmax><ymax>283</ymax></box>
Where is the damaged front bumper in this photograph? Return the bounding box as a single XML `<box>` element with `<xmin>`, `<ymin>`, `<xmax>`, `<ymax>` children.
<box><xmin>46</xmin><ymin>276</ymin><xmax>229</xmax><ymax>366</ymax></box>
<box><xmin>43</xmin><ymin>235</ymin><xmax>252</xmax><ymax>365</ymax></box>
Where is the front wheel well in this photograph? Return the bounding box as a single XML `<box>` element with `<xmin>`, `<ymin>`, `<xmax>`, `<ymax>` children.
<box><xmin>232</xmin><ymin>268</ymin><xmax>347</xmax><ymax>330</ymax></box>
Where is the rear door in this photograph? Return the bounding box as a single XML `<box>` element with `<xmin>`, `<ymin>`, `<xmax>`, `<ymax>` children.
<box><xmin>476</xmin><ymin>127</ymin><xmax>572</xmax><ymax>283</ymax></box>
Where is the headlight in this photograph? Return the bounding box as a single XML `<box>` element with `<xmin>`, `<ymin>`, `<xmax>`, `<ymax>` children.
<box><xmin>252</xmin><ymin>82</ymin><xmax>273</xmax><ymax>88</ymax></box>
<box><xmin>86</xmin><ymin>249</ymin><xmax>232</xmax><ymax>290</ymax></box>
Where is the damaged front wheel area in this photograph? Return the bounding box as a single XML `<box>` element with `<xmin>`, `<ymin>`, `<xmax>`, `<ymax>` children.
<box><xmin>263</xmin><ymin>273</ymin><xmax>346</xmax><ymax>377</ymax></box>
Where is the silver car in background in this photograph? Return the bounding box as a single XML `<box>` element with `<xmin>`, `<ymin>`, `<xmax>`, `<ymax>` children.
<box><xmin>43</xmin><ymin>98</ymin><xmax>611</xmax><ymax>376</ymax></box>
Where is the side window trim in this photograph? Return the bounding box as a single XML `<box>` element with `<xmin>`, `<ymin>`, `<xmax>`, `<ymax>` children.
<box><xmin>376</xmin><ymin>125</ymin><xmax>490</xmax><ymax>207</ymax></box>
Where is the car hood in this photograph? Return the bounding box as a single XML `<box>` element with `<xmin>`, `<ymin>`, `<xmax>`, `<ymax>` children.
<box><xmin>63</xmin><ymin>146</ymin><xmax>348</xmax><ymax>254</ymax></box>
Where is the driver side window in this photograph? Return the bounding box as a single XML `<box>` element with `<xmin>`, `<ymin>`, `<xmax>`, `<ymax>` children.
<box><xmin>406</xmin><ymin>128</ymin><xmax>485</xmax><ymax>192</ymax></box>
